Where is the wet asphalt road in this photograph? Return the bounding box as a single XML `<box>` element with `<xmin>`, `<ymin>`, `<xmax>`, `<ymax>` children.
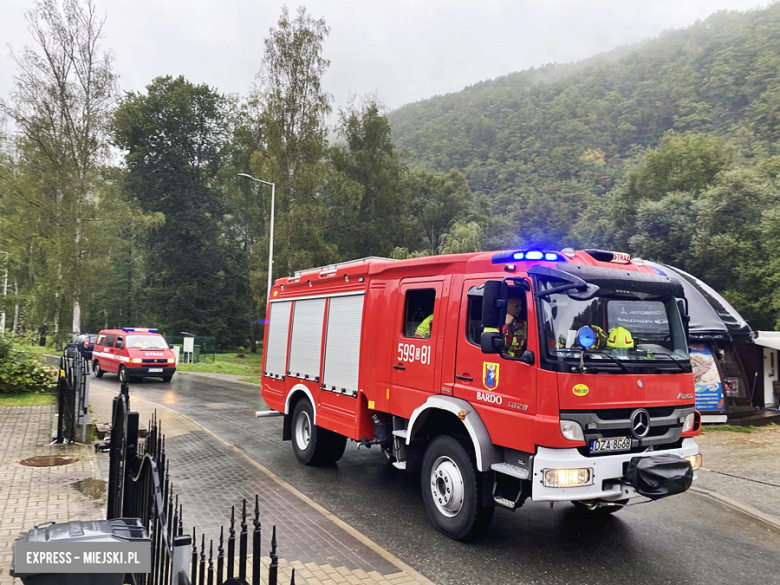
<box><xmin>90</xmin><ymin>371</ymin><xmax>780</xmax><ymax>585</ymax></box>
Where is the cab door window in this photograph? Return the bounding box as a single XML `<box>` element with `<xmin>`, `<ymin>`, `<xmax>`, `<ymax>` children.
<box><xmin>466</xmin><ymin>282</ymin><xmax>529</xmax><ymax>359</ymax></box>
<box><xmin>115</xmin><ymin>336</ymin><xmax>124</xmax><ymax>350</ymax></box>
<box><xmin>466</xmin><ymin>294</ymin><xmax>484</xmax><ymax>345</ymax></box>
<box><xmin>403</xmin><ymin>289</ymin><xmax>436</xmax><ymax>339</ymax></box>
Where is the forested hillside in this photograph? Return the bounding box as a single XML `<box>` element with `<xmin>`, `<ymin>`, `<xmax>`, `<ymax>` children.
<box><xmin>388</xmin><ymin>4</ymin><xmax>780</xmax><ymax>329</ymax></box>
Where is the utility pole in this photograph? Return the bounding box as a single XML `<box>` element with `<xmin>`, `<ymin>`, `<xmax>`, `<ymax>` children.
<box><xmin>237</xmin><ymin>174</ymin><xmax>276</xmax><ymax>296</ymax></box>
<box><xmin>238</xmin><ymin>174</ymin><xmax>277</xmax><ymax>353</ymax></box>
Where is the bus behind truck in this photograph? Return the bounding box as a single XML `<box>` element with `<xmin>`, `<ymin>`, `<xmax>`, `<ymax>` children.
<box><xmin>258</xmin><ymin>249</ymin><xmax>702</xmax><ymax>539</ymax></box>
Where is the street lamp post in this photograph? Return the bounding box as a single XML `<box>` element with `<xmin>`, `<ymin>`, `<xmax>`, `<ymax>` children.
<box><xmin>237</xmin><ymin>174</ymin><xmax>276</xmax><ymax>297</ymax></box>
<box><xmin>0</xmin><ymin>251</ymin><xmax>8</xmax><ymax>336</ymax></box>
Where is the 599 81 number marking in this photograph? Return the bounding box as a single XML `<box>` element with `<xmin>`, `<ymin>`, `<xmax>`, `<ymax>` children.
<box><xmin>397</xmin><ymin>343</ymin><xmax>431</xmax><ymax>365</ymax></box>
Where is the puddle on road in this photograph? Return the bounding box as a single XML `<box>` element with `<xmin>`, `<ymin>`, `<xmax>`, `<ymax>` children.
<box><xmin>19</xmin><ymin>455</ymin><xmax>79</xmax><ymax>467</ymax></box>
<box><xmin>71</xmin><ymin>478</ymin><xmax>107</xmax><ymax>500</ymax></box>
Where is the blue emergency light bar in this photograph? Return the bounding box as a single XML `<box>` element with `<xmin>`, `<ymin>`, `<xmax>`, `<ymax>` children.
<box><xmin>122</xmin><ymin>328</ymin><xmax>159</xmax><ymax>333</ymax></box>
<box><xmin>491</xmin><ymin>250</ymin><xmax>566</xmax><ymax>264</ymax></box>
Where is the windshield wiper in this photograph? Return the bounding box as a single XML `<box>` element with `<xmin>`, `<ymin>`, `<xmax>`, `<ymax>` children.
<box><xmin>650</xmin><ymin>352</ymin><xmax>687</xmax><ymax>372</ymax></box>
<box><xmin>585</xmin><ymin>350</ymin><xmax>629</xmax><ymax>372</ymax></box>
<box><xmin>571</xmin><ymin>349</ymin><xmax>628</xmax><ymax>373</ymax></box>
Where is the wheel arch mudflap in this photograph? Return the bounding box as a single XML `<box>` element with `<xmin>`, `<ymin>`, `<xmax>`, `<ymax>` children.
<box><xmin>283</xmin><ymin>383</ymin><xmax>317</xmax><ymax>441</ymax></box>
<box><xmin>407</xmin><ymin>396</ymin><xmax>500</xmax><ymax>472</ymax></box>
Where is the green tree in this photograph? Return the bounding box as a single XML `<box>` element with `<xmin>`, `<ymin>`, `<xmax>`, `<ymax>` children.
<box><xmin>610</xmin><ymin>132</ymin><xmax>732</xmax><ymax>249</ymax></box>
<box><xmin>325</xmin><ymin>99</ymin><xmax>409</xmax><ymax>259</ymax></box>
<box><xmin>628</xmin><ymin>191</ymin><xmax>698</xmax><ymax>269</ymax></box>
<box><xmin>409</xmin><ymin>169</ymin><xmax>474</xmax><ymax>254</ymax></box>
<box><xmin>251</xmin><ymin>6</ymin><xmax>335</xmax><ymax>285</ymax></box>
<box><xmin>692</xmin><ymin>169</ymin><xmax>778</xmax><ymax>329</ymax></box>
<box><xmin>113</xmin><ymin>76</ymin><xmax>247</xmax><ymax>347</ymax></box>
<box><xmin>0</xmin><ymin>0</ymin><xmax>118</xmax><ymax>341</ymax></box>
<box><xmin>438</xmin><ymin>221</ymin><xmax>483</xmax><ymax>255</ymax></box>
<box><xmin>221</xmin><ymin>103</ymin><xmax>267</xmax><ymax>351</ymax></box>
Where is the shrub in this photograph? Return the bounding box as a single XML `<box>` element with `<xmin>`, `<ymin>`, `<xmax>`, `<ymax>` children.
<box><xmin>0</xmin><ymin>337</ymin><xmax>56</xmax><ymax>394</ymax></box>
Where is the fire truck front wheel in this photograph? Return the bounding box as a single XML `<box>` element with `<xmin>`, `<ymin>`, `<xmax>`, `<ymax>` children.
<box><xmin>291</xmin><ymin>399</ymin><xmax>346</xmax><ymax>465</ymax></box>
<box><xmin>421</xmin><ymin>435</ymin><xmax>494</xmax><ymax>540</ymax></box>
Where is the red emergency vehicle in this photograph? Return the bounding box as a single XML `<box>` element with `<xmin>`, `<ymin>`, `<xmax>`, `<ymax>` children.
<box><xmin>259</xmin><ymin>249</ymin><xmax>702</xmax><ymax>539</ymax></box>
<box><xmin>93</xmin><ymin>328</ymin><xmax>177</xmax><ymax>383</ymax></box>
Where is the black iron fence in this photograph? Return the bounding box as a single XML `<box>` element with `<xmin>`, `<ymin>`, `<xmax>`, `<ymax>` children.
<box><xmin>57</xmin><ymin>351</ymin><xmax>90</xmax><ymax>443</ymax></box>
<box><xmin>106</xmin><ymin>381</ymin><xmax>294</xmax><ymax>585</ymax></box>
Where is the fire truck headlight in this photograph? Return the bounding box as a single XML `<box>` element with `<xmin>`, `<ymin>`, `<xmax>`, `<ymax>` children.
<box><xmin>543</xmin><ymin>468</ymin><xmax>593</xmax><ymax>488</ymax></box>
<box><xmin>129</xmin><ymin>358</ymin><xmax>142</xmax><ymax>364</ymax></box>
<box><xmin>685</xmin><ymin>454</ymin><xmax>702</xmax><ymax>471</ymax></box>
<box><xmin>560</xmin><ymin>420</ymin><xmax>585</xmax><ymax>442</ymax></box>
<box><xmin>167</xmin><ymin>358</ymin><xmax>175</xmax><ymax>363</ymax></box>
<box><xmin>682</xmin><ymin>413</ymin><xmax>695</xmax><ymax>433</ymax></box>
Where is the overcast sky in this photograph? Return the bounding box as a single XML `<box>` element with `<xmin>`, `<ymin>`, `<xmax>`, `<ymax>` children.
<box><xmin>0</xmin><ymin>0</ymin><xmax>773</xmax><ymax>114</ymax></box>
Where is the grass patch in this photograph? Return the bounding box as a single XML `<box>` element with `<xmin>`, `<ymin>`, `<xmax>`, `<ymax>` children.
<box><xmin>0</xmin><ymin>392</ymin><xmax>55</xmax><ymax>407</ymax></box>
<box><xmin>238</xmin><ymin>376</ymin><xmax>261</xmax><ymax>385</ymax></box>
<box><xmin>176</xmin><ymin>351</ymin><xmax>263</xmax><ymax>378</ymax></box>
<box><xmin>18</xmin><ymin>345</ymin><xmax>58</xmax><ymax>357</ymax></box>
<box><xmin>701</xmin><ymin>424</ymin><xmax>754</xmax><ymax>434</ymax></box>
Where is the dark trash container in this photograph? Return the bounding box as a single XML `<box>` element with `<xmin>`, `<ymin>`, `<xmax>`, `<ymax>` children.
<box><xmin>10</xmin><ymin>518</ymin><xmax>149</xmax><ymax>585</ymax></box>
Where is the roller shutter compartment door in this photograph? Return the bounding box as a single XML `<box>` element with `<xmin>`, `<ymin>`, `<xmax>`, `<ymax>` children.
<box><xmin>264</xmin><ymin>301</ymin><xmax>292</xmax><ymax>378</ymax></box>
<box><xmin>323</xmin><ymin>295</ymin><xmax>365</xmax><ymax>396</ymax></box>
<box><xmin>288</xmin><ymin>298</ymin><xmax>326</xmax><ymax>380</ymax></box>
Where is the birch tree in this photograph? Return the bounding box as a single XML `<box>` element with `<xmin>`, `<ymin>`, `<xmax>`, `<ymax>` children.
<box><xmin>0</xmin><ymin>0</ymin><xmax>117</xmax><ymax>339</ymax></box>
<box><xmin>251</xmin><ymin>6</ymin><xmax>335</xmax><ymax>290</ymax></box>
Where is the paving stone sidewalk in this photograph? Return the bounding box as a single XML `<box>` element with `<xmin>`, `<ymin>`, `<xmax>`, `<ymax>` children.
<box><xmin>89</xmin><ymin>386</ymin><xmax>433</xmax><ymax>585</ymax></box>
<box><xmin>0</xmin><ymin>405</ymin><xmax>106</xmax><ymax>585</ymax></box>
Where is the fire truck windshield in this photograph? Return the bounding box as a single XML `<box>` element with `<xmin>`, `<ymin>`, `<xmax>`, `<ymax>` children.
<box><xmin>538</xmin><ymin>291</ymin><xmax>690</xmax><ymax>370</ymax></box>
<box><xmin>126</xmin><ymin>334</ymin><xmax>169</xmax><ymax>350</ymax></box>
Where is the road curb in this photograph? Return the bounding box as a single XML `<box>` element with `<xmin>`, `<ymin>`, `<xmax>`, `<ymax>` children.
<box><xmin>92</xmin><ymin>382</ymin><xmax>435</xmax><ymax>585</ymax></box>
<box><xmin>690</xmin><ymin>486</ymin><xmax>780</xmax><ymax>531</ymax></box>
<box><xmin>176</xmin><ymin>370</ymin><xmax>261</xmax><ymax>387</ymax></box>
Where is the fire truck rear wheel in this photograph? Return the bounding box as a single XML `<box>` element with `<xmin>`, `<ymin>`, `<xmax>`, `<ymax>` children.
<box><xmin>93</xmin><ymin>361</ymin><xmax>103</xmax><ymax>378</ymax></box>
<box><xmin>421</xmin><ymin>435</ymin><xmax>494</xmax><ymax>540</ymax></box>
<box><xmin>291</xmin><ymin>399</ymin><xmax>345</xmax><ymax>465</ymax></box>
<box><xmin>118</xmin><ymin>366</ymin><xmax>128</xmax><ymax>384</ymax></box>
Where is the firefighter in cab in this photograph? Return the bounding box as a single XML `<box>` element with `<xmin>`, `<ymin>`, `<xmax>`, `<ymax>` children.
<box><xmin>483</xmin><ymin>288</ymin><xmax>528</xmax><ymax>357</ymax></box>
<box><xmin>503</xmin><ymin>289</ymin><xmax>528</xmax><ymax>357</ymax></box>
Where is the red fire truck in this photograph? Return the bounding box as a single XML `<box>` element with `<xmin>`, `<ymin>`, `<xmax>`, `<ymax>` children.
<box><xmin>259</xmin><ymin>249</ymin><xmax>702</xmax><ymax>539</ymax></box>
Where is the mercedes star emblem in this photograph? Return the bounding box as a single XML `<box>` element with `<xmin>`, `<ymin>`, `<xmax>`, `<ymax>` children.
<box><xmin>631</xmin><ymin>409</ymin><xmax>650</xmax><ymax>439</ymax></box>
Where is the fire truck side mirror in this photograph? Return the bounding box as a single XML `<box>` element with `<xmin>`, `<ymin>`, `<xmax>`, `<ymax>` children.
<box><xmin>677</xmin><ymin>299</ymin><xmax>691</xmax><ymax>340</ymax></box>
<box><xmin>481</xmin><ymin>330</ymin><xmax>505</xmax><ymax>354</ymax></box>
<box><xmin>482</xmin><ymin>280</ymin><xmax>508</xmax><ymax>329</ymax></box>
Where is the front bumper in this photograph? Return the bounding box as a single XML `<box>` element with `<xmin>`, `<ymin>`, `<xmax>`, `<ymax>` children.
<box><xmin>125</xmin><ymin>366</ymin><xmax>176</xmax><ymax>378</ymax></box>
<box><xmin>531</xmin><ymin>438</ymin><xmax>699</xmax><ymax>502</ymax></box>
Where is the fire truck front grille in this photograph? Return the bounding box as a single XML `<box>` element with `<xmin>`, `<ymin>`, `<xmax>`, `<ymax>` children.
<box><xmin>142</xmin><ymin>359</ymin><xmax>168</xmax><ymax>364</ymax></box>
<box><xmin>561</xmin><ymin>406</ymin><xmax>694</xmax><ymax>455</ymax></box>
<box><xmin>592</xmin><ymin>406</ymin><xmax>676</xmax><ymax>420</ymax></box>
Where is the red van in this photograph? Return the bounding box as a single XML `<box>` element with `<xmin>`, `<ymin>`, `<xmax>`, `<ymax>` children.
<box><xmin>92</xmin><ymin>328</ymin><xmax>177</xmax><ymax>383</ymax></box>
